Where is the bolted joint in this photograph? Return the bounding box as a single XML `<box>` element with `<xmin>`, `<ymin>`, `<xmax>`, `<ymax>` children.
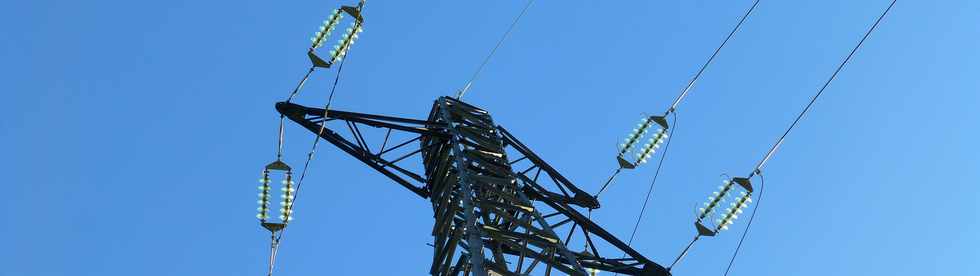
<box><xmin>640</xmin><ymin>262</ymin><xmax>672</xmax><ymax>276</ymax></box>
<box><xmin>573</xmin><ymin>192</ymin><xmax>600</xmax><ymax>209</ymax></box>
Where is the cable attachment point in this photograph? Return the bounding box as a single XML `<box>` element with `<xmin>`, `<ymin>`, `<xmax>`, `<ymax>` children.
<box><xmin>694</xmin><ymin>221</ymin><xmax>716</xmax><ymax>237</ymax></box>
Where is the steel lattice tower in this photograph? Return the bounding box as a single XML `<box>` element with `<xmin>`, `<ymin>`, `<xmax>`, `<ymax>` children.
<box><xmin>277</xmin><ymin>97</ymin><xmax>670</xmax><ymax>276</ymax></box>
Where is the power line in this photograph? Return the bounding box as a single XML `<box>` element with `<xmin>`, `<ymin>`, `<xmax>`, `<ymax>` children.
<box><xmin>277</xmin><ymin>66</ymin><xmax>317</xmax><ymax>160</ymax></box>
<box><xmin>723</xmin><ymin>173</ymin><xmax>764</xmax><ymax>276</ymax></box>
<box><xmin>718</xmin><ymin>1</ymin><xmax>896</xmax><ymax>274</ymax></box>
<box><xmin>611</xmin><ymin>112</ymin><xmax>678</xmax><ymax>276</ymax></box>
<box><xmin>618</xmin><ymin>0</ymin><xmax>763</xmax><ymax>236</ymax></box>
<box><xmin>666</xmin><ymin>3</ymin><xmax>896</xmax><ymax>272</ymax></box>
<box><xmin>456</xmin><ymin>0</ymin><xmax>536</xmax><ymax>100</ymax></box>
<box><xmin>625</xmin><ymin>111</ymin><xmax>677</xmax><ymax>247</ymax></box>
<box><xmin>260</xmin><ymin>4</ymin><xmax>367</xmax><ymax>274</ymax></box>
<box><xmin>748</xmin><ymin>0</ymin><xmax>897</xmax><ymax>178</ymax></box>
<box><xmin>665</xmin><ymin>0</ymin><xmax>760</xmax><ymax>116</ymax></box>
<box><xmin>595</xmin><ymin>0</ymin><xmax>760</xmax><ymax>199</ymax></box>
<box><xmin>594</xmin><ymin>168</ymin><xmax>623</xmax><ymax>198</ymax></box>
<box><xmin>268</xmin><ymin>47</ymin><xmax>353</xmax><ymax>272</ymax></box>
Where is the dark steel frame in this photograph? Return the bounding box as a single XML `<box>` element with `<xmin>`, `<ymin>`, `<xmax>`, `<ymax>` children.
<box><xmin>277</xmin><ymin>97</ymin><xmax>670</xmax><ymax>276</ymax></box>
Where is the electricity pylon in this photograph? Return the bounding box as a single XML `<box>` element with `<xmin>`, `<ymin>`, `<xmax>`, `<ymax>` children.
<box><xmin>277</xmin><ymin>97</ymin><xmax>671</xmax><ymax>275</ymax></box>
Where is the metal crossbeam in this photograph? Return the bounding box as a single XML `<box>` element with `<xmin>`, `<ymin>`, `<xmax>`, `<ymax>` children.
<box><xmin>277</xmin><ymin>97</ymin><xmax>670</xmax><ymax>276</ymax></box>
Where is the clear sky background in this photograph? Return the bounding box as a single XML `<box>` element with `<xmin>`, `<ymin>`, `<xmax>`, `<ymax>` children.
<box><xmin>3</xmin><ymin>0</ymin><xmax>979</xmax><ymax>275</ymax></box>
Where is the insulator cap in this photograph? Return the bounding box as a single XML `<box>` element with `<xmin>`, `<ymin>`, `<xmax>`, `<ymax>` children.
<box><xmin>733</xmin><ymin>177</ymin><xmax>753</xmax><ymax>193</ymax></box>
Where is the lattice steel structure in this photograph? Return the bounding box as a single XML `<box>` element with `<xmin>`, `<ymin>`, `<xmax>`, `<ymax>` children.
<box><xmin>277</xmin><ymin>97</ymin><xmax>670</xmax><ymax>276</ymax></box>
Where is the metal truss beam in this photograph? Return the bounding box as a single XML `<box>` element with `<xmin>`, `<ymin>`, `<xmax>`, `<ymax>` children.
<box><xmin>276</xmin><ymin>97</ymin><xmax>670</xmax><ymax>276</ymax></box>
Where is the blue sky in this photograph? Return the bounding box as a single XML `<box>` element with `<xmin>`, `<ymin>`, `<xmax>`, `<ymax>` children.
<box><xmin>3</xmin><ymin>0</ymin><xmax>979</xmax><ymax>275</ymax></box>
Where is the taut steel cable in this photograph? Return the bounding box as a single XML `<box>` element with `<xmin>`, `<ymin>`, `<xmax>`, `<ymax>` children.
<box><xmin>456</xmin><ymin>0</ymin><xmax>536</xmax><ymax>100</ymax></box>
<box><xmin>722</xmin><ymin>1</ymin><xmax>896</xmax><ymax>274</ymax></box>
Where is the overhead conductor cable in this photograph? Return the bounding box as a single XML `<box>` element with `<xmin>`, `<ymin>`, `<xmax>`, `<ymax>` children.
<box><xmin>276</xmin><ymin>4</ymin><xmax>359</xmax><ymax>161</ymax></box>
<box><xmin>722</xmin><ymin>2</ymin><xmax>897</xmax><ymax>275</ymax></box>
<box><xmin>268</xmin><ymin>26</ymin><xmax>358</xmax><ymax>276</ymax></box>
<box><xmin>667</xmin><ymin>0</ymin><xmax>897</xmax><ymax>273</ymax></box>
<box><xmin>455</xmin><ymin>0</ymin><xmax>536</xmax><ymax>100</ymax></box>
<box><xmin>597</xmin><ymin>0</ymin><xmax>761</xmax><ymax>199</ymax></box>
<box><xmin>256</xmin><ymin>2</ymin><xmax>366</xmax><ymax>276</ymax></box>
